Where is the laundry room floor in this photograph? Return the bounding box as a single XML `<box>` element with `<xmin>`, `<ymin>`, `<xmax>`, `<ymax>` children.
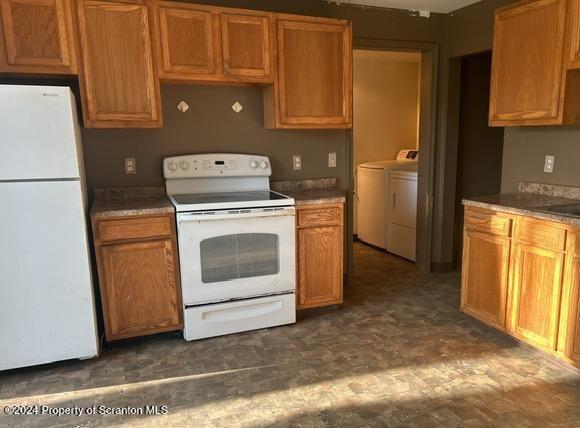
<box><xmin>1</xmin><ymin>243</ymin><xmax>579</xmax><ymax>427</ymax></box>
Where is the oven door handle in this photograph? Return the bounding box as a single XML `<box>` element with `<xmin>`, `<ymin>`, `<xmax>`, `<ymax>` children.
<box><xmin>178</xmin><ymin>207</ymin><xmax>295</xmax><ymax>223</ymax></box>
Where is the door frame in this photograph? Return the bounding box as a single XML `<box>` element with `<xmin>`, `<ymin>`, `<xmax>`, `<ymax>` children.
<box><xmin>350</xmin><ymin>38</ymin><xmax>439</xmax><ymax>274</ymax></box>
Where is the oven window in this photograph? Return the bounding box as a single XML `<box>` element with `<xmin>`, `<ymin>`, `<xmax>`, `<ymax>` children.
<box><xmin>200</xmin><ymin>233</ymin><xmax>280</xmax><ymax>283</ymax></box>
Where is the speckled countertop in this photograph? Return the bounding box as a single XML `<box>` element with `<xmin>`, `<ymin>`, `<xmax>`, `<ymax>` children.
<box><xmin>463</xmin><ymin>182</ymin><xmax>580</xmax><ymax>227</ymax></box>
<box><xmin>271</xmin><ymin>178</ymin><xmax>346</xmax><ymax>206</ymax></box>
<box><xmin>90</xmin><ymin>186</ymin><xmax>174</xmax><ymax>219</ymax></box>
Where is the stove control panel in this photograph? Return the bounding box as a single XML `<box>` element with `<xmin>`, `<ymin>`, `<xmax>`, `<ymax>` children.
<box><xmin>163</xmin><ymin>153</ymin><xmax>272</xmax><ymax>179</ymax></box>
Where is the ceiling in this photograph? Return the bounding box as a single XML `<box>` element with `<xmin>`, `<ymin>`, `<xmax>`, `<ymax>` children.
<box><xmin>332</xmin><ymin>0</ymin><xmax>481</xmax><ymax>13</ymax></box>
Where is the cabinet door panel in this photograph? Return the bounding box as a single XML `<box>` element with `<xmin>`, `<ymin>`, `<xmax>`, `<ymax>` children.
<box><xmin>77</xmin><ymin>0</ymin><xmax>161</xmax><ymax>127</ymax></box>
<box><xmin>221</xmin><ymin>12</ymin><xmax>271</xmax><ymax>80</ymax></box>
<box><xmin>155</xmin><ymin>3</ymin><xmax>218</xmax><ymax>78</ymax></box>
<box><xmin>563</xmin><ymin>256</ymin><xmax>580</xmax><ymax>364</ymax></box>
<box><xmin>100</xmin><ymin>238</ymin><xmax>182</xmax><ymax>340</ymax></box>
<box><xmin>510</xmin><ymin>243</ymin><xmax>564</xmax><ymax>350</ymax></box>
<box><xmin>0</xmin><ymin>0</ymin><xmax>76</xmax><ymax>73</ymax></box>
<box><xmin>461</xmin><ymin>231</ymin><xmax>511</xmax><ymax>330</ymax></box>
<box><xmin>298</xmin><ymin>225</ymin><xmax>343</xmax><ymax>309</ymax></box>
<box><xmin>277</xmin><ymin>20</ymin><xmax>351</xmax><ymax>127</ymax></box>
<box><xmin>489</xmin><ymin>0</ymin><xmax>566</xmax><ymax>124</ymax></box>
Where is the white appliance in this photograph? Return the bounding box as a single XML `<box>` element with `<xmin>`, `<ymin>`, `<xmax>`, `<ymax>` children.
<box><xmin>387</xmin><ymin>170</ymin><xmax>418</xmax><ymax>261</ymax></box>
<box><xmin>0</xmin><ymin>85</ymin><xmax>99</xmax><ymax>371</ymax></box>
<box><xmin>356</xmin><ymin>149</ymin><xmax>418</xmax><ymax>251</ymax></box>
<box><xmin>164</xmin><ymin>153</ymin><xmax>296</xmax><ymax>341</ymax></box>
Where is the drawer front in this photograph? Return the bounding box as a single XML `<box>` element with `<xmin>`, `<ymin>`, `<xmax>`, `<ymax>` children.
<box><xmin>97</xmin><ymin>216</ymin><xmax>172</xmax><ymax>242</ymax></box>
<box><xmin>515</xmin><ymin>217</ymin><xmax>566</xmax><ymax>251</ymax></box>
<box><xmin>464</xmin><ymin>207</ymin><xmax>512</xmax><ymax>237</ymax></box>
<box><xmin>298</xmin><ymin>205</ymin><xmax>343</xmax><ymax>227</ymax></box>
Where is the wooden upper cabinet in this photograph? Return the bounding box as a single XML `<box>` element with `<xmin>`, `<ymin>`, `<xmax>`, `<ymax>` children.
<box><xmin>489</xmin><ymin>0</ymin><xmax>567</xmax><ymax>126</ymax></box>
<box><xmin>150</xmin><ymin>2</ymin><xmax>273</xmax><ymax>83</ymax></box>
<box><xmin>266</xmin><ymin>18</ymin><xmax>352</xmax><ymax>129</ymax></box>
<box><xmin>220</xmin><ymin>12</ymin><xmax>272</xmax><ymax>81</ymax></box>
<box><xmin>151</xmin><ymin>1</ymin><xmax>219</xmax><ymax>81</ymax></box>
<box><xmin>76</xmin><ymin>0</ymin><xmax>162</xmax><ymax>128</ymax></box>
<box><xmin>0</xmin><ymin>0</ymin><xmax>77</xmax><ymax>74</ymax></box>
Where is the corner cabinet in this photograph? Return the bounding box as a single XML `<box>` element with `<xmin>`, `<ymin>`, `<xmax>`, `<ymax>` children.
<box><xmin>92</xmin><ymin>214</ymin><xmax>183</xmax><ymax>341</ymax></box>
<box><xmin>296</xmin><ymin>203</ymin><xmax>344</xmax><ymax>309</ymax></box>
<box><xmin>461</xmin><ymin>206</ymin><xmax>580</xmax><ymax>369</ymax></box>
<box><xmin>0</xmin><ymin>0</ymin><xmax>78</xmax><ymax>74</ymax></box>
<box><xmin>265</xmin><ymin>17</ymin><xmax>352</xmax><ymax>129</ymax></box>
<box><xmin>76</xmin><ymin>0</ymin><xmax>162</xmax><ymax>128</ymax></box>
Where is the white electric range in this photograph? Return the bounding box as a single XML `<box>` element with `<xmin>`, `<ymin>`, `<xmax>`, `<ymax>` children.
<box><xmin>164</xmin><ymin>153</ymin><xmax>296</xmax><ymax>341</ymax></box>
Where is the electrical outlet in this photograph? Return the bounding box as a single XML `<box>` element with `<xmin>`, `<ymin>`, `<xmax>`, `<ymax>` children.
<box><xmin>544</xmin><ymin>155</ymin><xmax>555</xmax><ymax>173</ymax></box>
<box><xmin>293</xmin><ymin>155</ymin><xmax>302</xmax><ymax>171</ymax></box>
<box><xmin>328</xmin><ymin>152</ymin><xmax>337</xmax><ymax>168</ymax></box>
<box><xmin>125</xmin><ymin>157</ymin><xmax>136</xmax><ymax>175</ymax></box>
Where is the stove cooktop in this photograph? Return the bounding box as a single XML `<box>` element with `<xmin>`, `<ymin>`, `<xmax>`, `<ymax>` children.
<box><xmin>169</xmin><ymin>190</ymin><xmax>294</xmax><ymax>212</ymax></box>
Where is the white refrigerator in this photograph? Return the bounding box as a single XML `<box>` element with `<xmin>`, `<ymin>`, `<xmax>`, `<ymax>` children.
<box><xmin>0</xmin><ymin>85</ymin><xmax>99</xmax><ymax>370</ymax></box>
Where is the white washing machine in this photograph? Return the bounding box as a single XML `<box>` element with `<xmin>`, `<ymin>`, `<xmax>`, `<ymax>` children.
<box><xmin>387</xmin><ymin>170</ymin><xmax>418</xmax><ymax>261</ymax></box>
<box><xmin>356</xmin><ymin>150</ymin><xmax>418</xmax><ymax>257</ymax></box>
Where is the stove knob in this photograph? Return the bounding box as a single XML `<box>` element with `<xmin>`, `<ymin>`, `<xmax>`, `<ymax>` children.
<box><xmin>179</xmin><ymin>161</ymin><xmax>190</xmax><ymax>170</ymax></box>
<box><xmin>249</xmin><ymin>160</ymin><xmax>258</xmax><ymax>169</ymax></box>
<box><xmin>260</xmin><ymin>160</ymin><xmax>269</xmax><ymax>169</ymax></box>
<box><xmin>168</xmin><ymin>161</ymin><xmax>178</xmax><ymax>171</ymax></box>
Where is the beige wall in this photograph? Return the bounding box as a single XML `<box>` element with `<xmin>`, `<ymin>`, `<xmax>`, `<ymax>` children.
<box><xmin>353</xmin><ymin>50</ymin><xmax>421</xmax><ymax>168</ymax></box>
<box><xmin>353</xmin><ymin>50</ymin><xmax>421</xmax><ymax>234</ymax></box>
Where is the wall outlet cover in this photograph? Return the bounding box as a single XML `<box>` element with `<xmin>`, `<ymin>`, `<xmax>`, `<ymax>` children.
<box><xmin>544</xmin><ymin>155</ymin><xmax>555</xmax><ymax>173</ymax></box>
<box><xmin>328</xmin><ymin>152</ymin><xmax>337</xmax><ymax>168</ymax></box>
<box><xmin>177</xmin><ymin>101</ymin><xmax>189</xmax><ymax>113</ymax></box>
<box><xmin>125</xmin><ymin>157</ymin><xmax>136</xmax><ymax>175</ymax></box>
<box><xmin>232</xmin><ymin>102</ymin><xmax>243</xmax><ymax>113</ymax></box>
<box><xmin>293</xmin><ymin>155</ymin><xmax>302</xmax><ymax>171</ymax></box>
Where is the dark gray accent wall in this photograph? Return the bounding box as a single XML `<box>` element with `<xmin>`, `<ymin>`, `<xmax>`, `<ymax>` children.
<box><xmin>82</xmin><ymin>85</ymin><xmax>349</xmax><ymax>189</ymax></box>
<box><xmin>502</xmin><ymin>127</ymin><xmax>580</xmax><ymax>192</ymax></box>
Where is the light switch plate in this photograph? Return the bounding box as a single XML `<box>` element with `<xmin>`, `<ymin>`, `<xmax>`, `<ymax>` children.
<box><xmin>125</xmin><ymin>157</ymin><xmax>136</xmax><ymax>175</ymax></box>
<box><xmin>293</xmin><ymin>155</ymin><xmax>302</xmax><ymax>171</ymax></box>
<box><xmin>328</xmin><ymin>152</ymin><xmax>337</xmax><ymax>168</ymax></box>
<box><xmin>544</xmin><ymin>155</ymin><xmax>555</xmax><ymax>173</ymax></box>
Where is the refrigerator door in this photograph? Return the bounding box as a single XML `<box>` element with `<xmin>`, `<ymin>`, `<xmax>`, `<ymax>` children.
<box><xmin>0</xmin><ymin>85</ymin><xmax>82</xmax><ymax>181</ymax></box>
<box><xmin>0</xmin><ymin>181</ymin><xmax>98</xmax><ymax>370</ymax></box>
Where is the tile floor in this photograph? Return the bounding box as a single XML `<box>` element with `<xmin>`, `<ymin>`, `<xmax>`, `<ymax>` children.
<box><xmin>1</xmin><ymin>243</ymin><xmax>579</xmax><ymax>427</ymax></box>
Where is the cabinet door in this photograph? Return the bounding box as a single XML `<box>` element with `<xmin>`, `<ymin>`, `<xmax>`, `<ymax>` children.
<box><xmin>220</xmin><ymin>12</ymin><xmax>271</xmax><ymax>81</ymax></box>
<box><xmin>0</xmin><ymin>0</ymin><xmax>76</xmax><ymax>73</ymax></box>
<box><xmin>275</xmin><ymin>19</ymin><xmax>351</xmax><ymax>128</ymax></box>
<box><xmin>461</xmin><ymin>230</ymin><xmax>511</xmax><ymax>330</ymax></box>
<box><xmin>509</xmin><ymin>242</ymin><xmax>565</xmax><ymax>350</ymax></box>
<box><xmin>489</xmin><ymin>0</ymin><xmax>567</xmax><ymax>125</ymax></box>
<box><xmin>76</xmin><ymin>0</ymin><xmax>161</xmax><ymax>128</ymax></box>
<box><xmin>99</xmin><ymin>238</ymin><xmax>182</xmax><ymax>340</ymax></box>
<box><xmin>152</xmin><ymin>1</ymin><xmax>219</xmax><ymax>81</ymax></box>
<box><xmin>567</xmin><ymin>0</ymin><xmax>580</xmax><ymax>68</ymax></box>
<box><xmin>297</xmin><ymin>225</ymin><xmax>343</xmax><ymax>309</ymax></box>
<box><xmin>563</xmin><ymin>255</ymin><xmax>580</xmax><ymax>365</ymax></box>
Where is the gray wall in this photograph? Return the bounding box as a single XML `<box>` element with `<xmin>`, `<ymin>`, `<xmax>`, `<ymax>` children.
<box><xmin>83</xmin><ymin>85</ymin><xmax>349</xmax><ymax>189</ymax></box>
<box><xmin>502</xmin><ymin>127</ymin><xmax>580</xmax><ymax>192</ymax></box>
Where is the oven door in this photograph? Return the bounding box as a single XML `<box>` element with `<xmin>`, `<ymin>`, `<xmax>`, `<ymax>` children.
<box><xmin>177</xmin><ymin>207</ymin><xmax>296</xmax><ymax>305</ymax></box>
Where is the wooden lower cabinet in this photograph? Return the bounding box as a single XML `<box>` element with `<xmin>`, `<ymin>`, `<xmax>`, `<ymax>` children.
<box><xmin>92</xmin><ymin>214</ymin><xmax>183</xmax><ymax>341</ymax></box>
<box><xmin>461</xmin><ymin>206</ymin><xmax>580</xmax><ymax>368</ymax></box>
<box><xmin>461</xmin><ymin>230</ymin><xmax>511</xmax><ymax>330</ymax></box>
<box><xmin>296</xmin><ymin>203</ymin><xmax>344</xmax><ymax>309</ymax></box>
<box><xmin>508</xmin><ymin>242</ymin><xmax>565</xmax><ymax>351</ymax></box>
